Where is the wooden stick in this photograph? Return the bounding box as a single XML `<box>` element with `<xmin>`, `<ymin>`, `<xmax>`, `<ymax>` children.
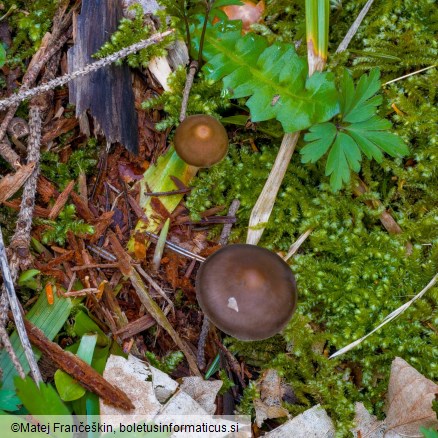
<box><xmin>23</xmin><ymin>318</ymin><xmax>134</xmax><ymax>410</ymax></box>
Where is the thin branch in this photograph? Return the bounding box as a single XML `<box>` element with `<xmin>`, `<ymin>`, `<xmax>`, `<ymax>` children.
<box><xmin>330</xmin><ymin>272</ymin><xmax>438</xmax><ymax>359</ymax></box>
<box><xmin>219</xmin><ymin>199</ymin><xmax>241</xmax><ymax>246</ymax></box>
<box><xmin>0</xmin><ymin>227</ymin><xmax>42</xmax><ymax>384</ymax></box>
<box><xmin>179</xmin><ymin>60</ymin><xmax>198</xmax><ymax>122</ymax></box>
<box><xmin>0</xmin><ymin>30</ymin><xmax>174</xmax><ymax>111</ymax></box>
<box><xmin>0</xmin><ymin>318</ymin><xmax>25</xmax><ymax>379</ymax></box>
<box><xmin>336</xmin><ymin>0</ymin><xmax>375</xmax><ymax>53</ymax></box>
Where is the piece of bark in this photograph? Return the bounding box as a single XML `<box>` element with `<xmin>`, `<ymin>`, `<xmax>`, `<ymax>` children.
<box><xmin>48</xmin><ymin>180</ymin><xmax>75</xmax><ymax>220</ymax></box>
<box><xmin>23</xmin><ymin>318</ymin><xmax>134</xmax><ymax>410</ymax></box>
<box><xmin>41</xmin><ymin>117</ymin><xmax>78</xmax><ymax>145</ymax></box>
<box><xmin>68</xmin><ymin>0</ymin><xmax>138</xmax><ymax>154</ymax></box>
<box><xmin>70</xmin><ymin>190</ymin><xmax>95</xmax><ymax>222</ymax></box>
<box><xmin>0</xmin><ymin>163</ymin><xmax>36</xmax><ymax>203</ymax></box>
<box><xmin>113</xmin><ymin>314</ymin><xmax>156</xmax><ymax>340</ymax></box>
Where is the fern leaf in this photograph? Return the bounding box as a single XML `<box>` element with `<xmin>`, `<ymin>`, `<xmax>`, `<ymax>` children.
<box><xmin>193</xmin><ymin>22</ymin><xmax>340</xmax><ymax>132</ymax></box>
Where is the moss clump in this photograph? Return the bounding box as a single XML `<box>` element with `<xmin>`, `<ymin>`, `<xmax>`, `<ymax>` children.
<box><xmin>186</xmin><ymin>3</ymin><xmax>437</xmax><ymax>432</ymax></box>
<box><xmin>2</xmin><ymin>0</ymin><xmax>58</xmax><ymax>68</ymax></box>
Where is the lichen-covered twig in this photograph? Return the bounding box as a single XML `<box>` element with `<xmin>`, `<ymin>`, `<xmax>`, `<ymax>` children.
<box><xmin>0</xmin><ymin>30</ymin><xmax>173</xmax><ymax>112</ymax></box>
<box><xmin>179</xmin><ymin>60</ymin><xmax>198</xmax><ymax>122</ymax></box>
<box><xmin>0</xmin><ymin>226</ymin><xmax>42</xmax><ymax>384</ymax></box>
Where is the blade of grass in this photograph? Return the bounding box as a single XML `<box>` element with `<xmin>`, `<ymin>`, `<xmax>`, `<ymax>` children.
<box><xmin>0</xmin><ymin>287</ymin><xmax>73</xmax><ymax>389</ymax></box>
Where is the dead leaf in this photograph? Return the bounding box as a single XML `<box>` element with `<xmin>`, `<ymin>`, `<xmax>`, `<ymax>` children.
<box><xmin>254</xmin><ymin>369</ymin><xmax>288</xmax><ymax>427</ymax></box>
<box><xmin>220</xmin><ymin>1</ymin><xmax>265</xmax><ymax>33</ymax></box>
<box><xmin>352</xmin><ymin>402</ymin><xmax>385</xmax><ymax>438</ymax></box>
<box><xmin>0</xmin><ymin>163</ymin><xmax>36</xmax><ymax>203</ymax></box>
<box><xmin>179</xmin><ymin>376</ymin><xmax>223</xmax><ymax>415</ymax></box>
<box><xmin>385</xmin><ymin>357</ymin><xmax>438</xmax><ymax>437</ymax></box>
<box><xmin>263</xmin><ymin>405</ymin><xmax>335</xmax><ymax>438</ymax></box>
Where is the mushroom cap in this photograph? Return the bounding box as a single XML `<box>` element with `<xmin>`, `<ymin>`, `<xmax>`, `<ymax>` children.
<box><xmin>196</xmin><ymin>244</ymin><xmax>297</xmax><ymax>341</ymax></box>
<box><xmin>173</xmin><ymin>114</ymin><xmax>229</xmax><ymax>168</ymax></box>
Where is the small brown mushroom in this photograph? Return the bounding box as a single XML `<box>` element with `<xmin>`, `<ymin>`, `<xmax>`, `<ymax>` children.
<box><xmin>196</xmin><ymin>244</ymin><xmax>297</xmax><ymax>341</ymax></box>
<box><xmin>173</xmin><ymin>114</ymin><xmax>229</xmax><ymax>168</ymax></box>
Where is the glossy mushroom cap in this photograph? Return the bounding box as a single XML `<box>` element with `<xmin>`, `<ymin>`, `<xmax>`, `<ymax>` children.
<box><xmin>173</xmin><ymin>114</ymin><xmax>229</xmax><ymax>168</ymax></box>
<box><xmin>196</xmin><ymin>244</ymin><xmax>297</xmax><ymax>341</ymax></box>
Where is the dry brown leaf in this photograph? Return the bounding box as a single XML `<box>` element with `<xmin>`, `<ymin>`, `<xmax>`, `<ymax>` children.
<box><xmin>255</xmin><ymin>369</ymin><xmax>289</xmax><ymax>427</ymax></box>
<box><xmin>179</xmin><ymin>377</ymin><xmax>223</xmax><ymax>415</ymax></box>
<box><xmin>385</xmin><ymin>357</ymin><xmax>438</xmax><ymax>437</ymax></box>
<box><xmin>0</xmin><ymin>162</ymin><xmax>36</xmax><ymax>203</ymax></box>
<box><xmin>353</xmin><ymin>402</ymin><xmax>385</xmax><ymax>438</ymax></box>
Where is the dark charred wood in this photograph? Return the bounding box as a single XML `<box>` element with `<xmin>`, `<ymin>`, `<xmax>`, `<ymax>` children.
<box><xmin>68</xmin><ymin>0</ymin><xmax>138</xmax><ymax>154</ymax></box>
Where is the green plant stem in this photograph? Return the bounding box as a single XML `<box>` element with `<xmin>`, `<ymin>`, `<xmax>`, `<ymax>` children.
<box><xmin>197</xmin><ymin>1</ymin><xmax>213</xmax><ymax>66</ymax></box>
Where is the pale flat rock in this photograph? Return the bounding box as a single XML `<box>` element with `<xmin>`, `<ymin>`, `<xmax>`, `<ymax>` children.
<box><xmin>179</xmin><ymin>377</ymin><xmax>223</xmax><ymax>415</ymax></box>
<box><xmin>352</xmin><ymin>402</ymin><xmax>385</xmax><ymax>438</ymax></box>
<box><xmin>159</xmin><ymin>389</ymin><xmax>210</xmax><ymax>416</ymax></box>
<box><xmin>100</xmin><ymin>355</ymin><xmax>161</xmax><ymax>427</ymax></box>
<box><xmin>149</xmin><ymin>364</ymin><xmax>179</xmax><ymax>403</ymax></box>
<box><xmin>264</xmin><ymin>405</ymin><xmax>335</xmax><ymax>438</ymax></box>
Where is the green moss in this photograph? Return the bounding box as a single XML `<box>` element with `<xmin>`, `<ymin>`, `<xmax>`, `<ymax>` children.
<box><xmin>2</xmin><ymin>0</ymin><xmax>57</xmax><ymax>68</ymax></box>
<box><xmin>40</xmin><ymin>140</ymin><xmax>98</xmax><ymax>190</ymax></box>
<box><xmin>186</xmin><ymin>2</ymin><xmax>437</xmax><ymax>430</ymax></box>
<box><xmin>142</xmin><ymin>66</ymin><xmax>230</xmax><ymax>131</ymax></box>
<box><xmin>94</xmin><ymin>4</ymin><xmax>173</xmax><ymax>68</ymax></box>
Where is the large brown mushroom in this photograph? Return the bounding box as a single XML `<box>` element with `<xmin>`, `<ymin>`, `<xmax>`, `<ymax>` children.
<box><xmin>173</xmin><ymin>114</ymin><xmax>229</xmax><ymax>168</ymax></box>
<box><xmin>196</xmin><ymin>244</ymin><xmax>297</xmax><ymax>341</ymax></box>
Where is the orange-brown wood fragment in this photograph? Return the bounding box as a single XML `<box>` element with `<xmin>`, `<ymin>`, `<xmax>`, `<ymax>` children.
<box><xmin>0</xmin><ymin>162</ymin><xmax>36</xmax><ymax>203</ymax></box>
<box><xmin>46</xmin><ymin>250</ymin><xmax>74</xmax><ymax>269</ymax></box>
<box><xmin>37</xmin><ymin>175</ymin><xmax>58</xmax><ymax>204</ymax></box>
<box><xmin>23</xmin><ymin>318</ymin><xmax>134</xmax><ymax>410</ymax></box>
<box><xmin>70</xmin><ymin>190</ymin><xmax>95</xmax><ymax>222</ymax></box>
<box><xmin>113</xmin><ymin>314</ymin><xmax>156</xmax><ymax>340</ymax></box>
<box><xmin>48</xmin><ymin>180</ymin><xmax>75</xmax><ymax>220</ymax></box>
<box><xmin>3</xmin><ymin>199</ymin><xmax>51</xmax><ymax>218</ymax></box>
<box><xmin>41</xmin><ymin>117</ymin><xmax>78</xmax><ymax>144</ymax></box>
<box><xmin>352</xmin><ymin>179</ymin><xmax>402</xmax><ymax>234</ymax></box>
<box><xmin>108</xmin><ymin>231</ymin><xmax>132</xmax><ymax>276</ymax></box>
<box><xmin>89</xmin><ymin>211</ymin><xmax>114</xmax><ymax>244</ymax></box>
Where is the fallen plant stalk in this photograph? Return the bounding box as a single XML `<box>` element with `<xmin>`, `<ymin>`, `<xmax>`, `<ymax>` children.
<box><xmin>330</xmin><ymin>272</ymin><xmax>438</xmax><ymax>358</ymax></box>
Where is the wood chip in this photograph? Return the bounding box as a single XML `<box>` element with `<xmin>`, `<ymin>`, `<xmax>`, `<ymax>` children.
<box><xmin>0</xmin><ymin>163</ymin><xmax>36</xmax><ymax>203</ymax></box>
<box><xmin>48</xmin><ymin>180</ymin><xmax>75</xmax><ymax>220</ymax></box>
<box><xmin>24</xmin><ymin>318</ymin><xmax>134</xmax><ymax>410</ymax></box>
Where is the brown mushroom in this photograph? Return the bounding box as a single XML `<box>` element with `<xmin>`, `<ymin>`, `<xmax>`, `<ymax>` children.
<box><xmin>196</xmin><ymin>244</ymin><xmax>297</xmax><ymax>341</ymax></box>
<box><xmin>173</xmin><ymin>114</ymin><xmax>229</xmax><ymax>168</ymax></box>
